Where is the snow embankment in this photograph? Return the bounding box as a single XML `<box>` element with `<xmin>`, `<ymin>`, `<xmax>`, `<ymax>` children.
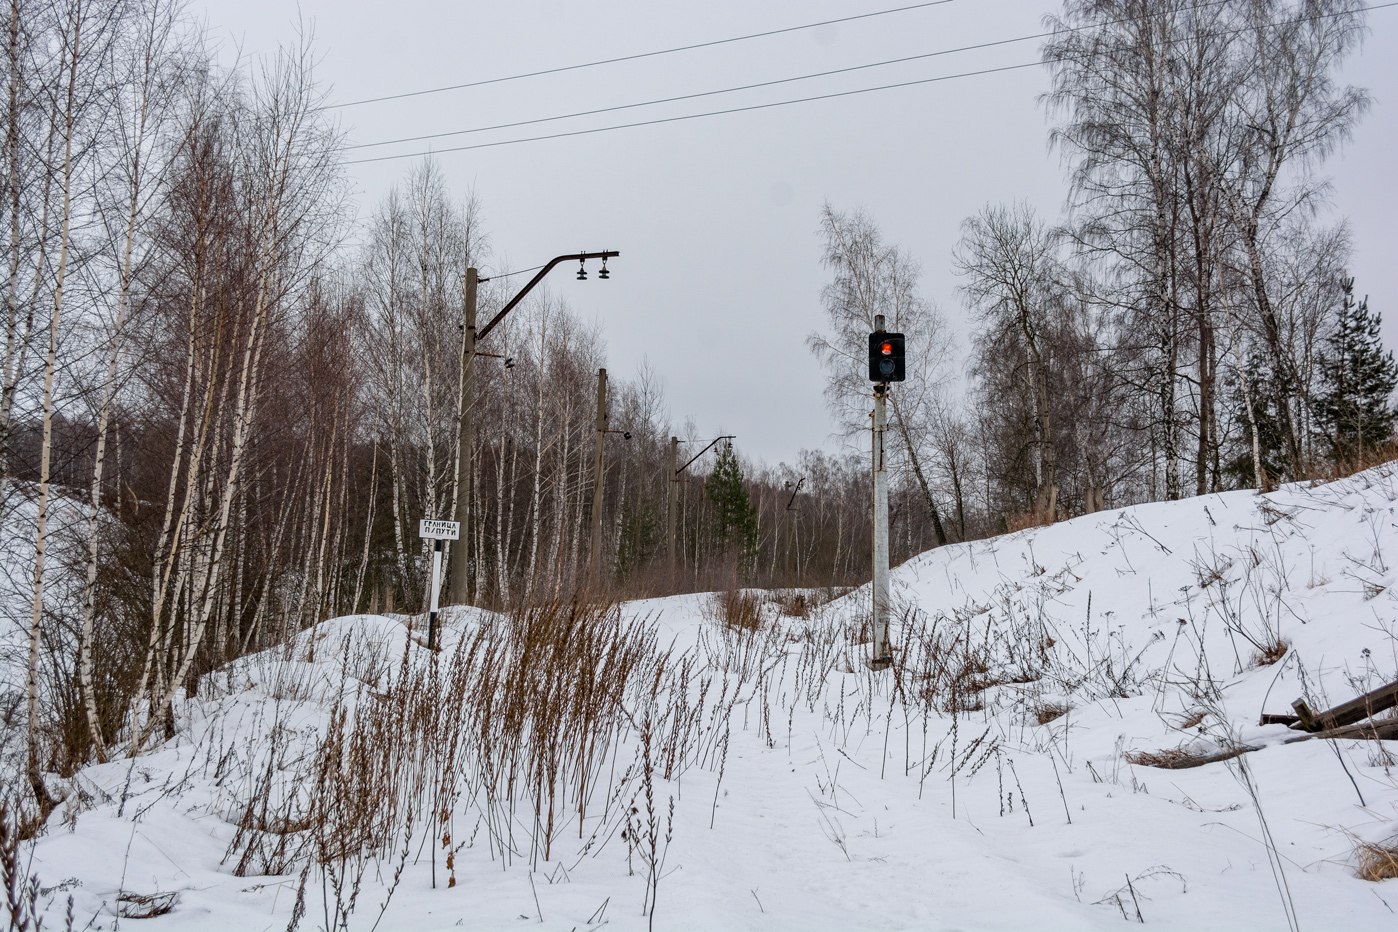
<box><xmin>13</xmin><ymin>466</ymin><xmax>1398</xmax><ymax>931</ymax></box>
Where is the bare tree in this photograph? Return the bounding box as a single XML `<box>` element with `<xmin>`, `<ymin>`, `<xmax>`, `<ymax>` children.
<box><xmin>956</xmin><ymin>202</ymin><xmax>1068</xmax><ymax>521</ymax></box>
<box><xmin>808</xmin><ymin>203</ymin><xmax>954</xmax><ymax>546</ymax></box>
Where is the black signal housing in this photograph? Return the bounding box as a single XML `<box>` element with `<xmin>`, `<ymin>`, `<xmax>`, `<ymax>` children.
<box><xmin>868</xmin><ymin>332</ymin><xmax>905</xmax><ymax>382</ymax></box>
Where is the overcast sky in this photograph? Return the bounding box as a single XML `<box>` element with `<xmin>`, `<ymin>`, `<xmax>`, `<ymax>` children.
<box><xmin>195</xmin><ymin>0</ymin><xmax>1398</xmax><ymax>466</ymax></box>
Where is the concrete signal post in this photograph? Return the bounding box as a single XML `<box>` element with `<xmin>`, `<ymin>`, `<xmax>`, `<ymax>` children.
<box><xmin>868</xmin><ymin>315</ymin><xmax>905</xmax><ymax>669</ymax></box>
<box><xmin>419</xmin><ymin>519</ymin><xmax>460</xmax><ymax>650</ymax></box>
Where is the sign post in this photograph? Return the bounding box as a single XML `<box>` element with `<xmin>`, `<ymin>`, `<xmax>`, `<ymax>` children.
<box><xmin>419</xmin><ymin>519</ymin><xmax>460</xmax><ymax>650</ymax></box>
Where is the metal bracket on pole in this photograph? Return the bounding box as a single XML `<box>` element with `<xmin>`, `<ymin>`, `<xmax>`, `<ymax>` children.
<box><xmin>675</xmin><ymin>435</ymin><xmax>736</xmax><ymax>475</ymax></box>
<box><xmin>476</xmin><ymin>251</ymin><xmax>619</xmax><ymax>344</ymax></box>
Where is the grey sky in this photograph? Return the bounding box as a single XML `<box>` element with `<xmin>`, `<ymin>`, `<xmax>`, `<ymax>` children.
<box><xmin>197</xmin><ymin>0</ymin><xmax>1398</xmax><ymax>466</ymax></box>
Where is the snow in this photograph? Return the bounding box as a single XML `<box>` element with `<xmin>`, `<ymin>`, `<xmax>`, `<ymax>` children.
<box><xmin>14</xmin><ymin>466</ymin><xmax>1398</xmax><ymax>930</ymax></box>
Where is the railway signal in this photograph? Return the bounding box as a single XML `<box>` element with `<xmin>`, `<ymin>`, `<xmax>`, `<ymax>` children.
<box><xmin>868</xmin><ymin>332</ymin><xmax>905</xmax><ymax>382</ymax></box>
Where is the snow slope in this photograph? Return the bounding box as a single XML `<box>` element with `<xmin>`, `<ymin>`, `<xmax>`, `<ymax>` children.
<box><xmin>14</xmin><ymin>466</ymin><xmax>1398</xmax><ymax>931</ymax></box>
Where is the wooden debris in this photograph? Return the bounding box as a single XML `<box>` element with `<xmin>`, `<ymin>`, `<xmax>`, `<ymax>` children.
<box><xmin>1283</xmin><ymin>719</ymin><xmax>1398</xmax><ymax>745</ymax></box>
<box><xmin>1271</xmin><ymin>677</ymin><xmax>1398</xmax><ymax>733</ymax></box>
<box><xmin>1309</xmin><ymin>678</ymin><xmax>1398</xmax><ymax>730</ymax></box>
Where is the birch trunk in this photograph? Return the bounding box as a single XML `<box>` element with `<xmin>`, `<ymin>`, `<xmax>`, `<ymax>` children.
<box><xmin>27</xmin><ymin>0</ymin><xmax>82</xmax><ymax>812</ymax></box>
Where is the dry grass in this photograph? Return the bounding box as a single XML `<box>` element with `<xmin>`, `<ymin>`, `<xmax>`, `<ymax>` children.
<box><xmin>1303</xmin><ymin>445</ymin><xmax>1398</xmax><ymax>485</ymax></box>
<box><xmin>1006</xmin><ymin>508</ymin><xmax>1053</xmax><ymax>533</ymax></box>
<box><xmin>117</xmin><ymin>892</ymin><xmax>178</xmax><ymax>919</ymax></box>
<box><xmin>768</xmin><ymin>589</ymin><xmax>815</xmax><ymax>618</ymax></box>
<box><xmin>708</xmin><ymin>586</ymin><xmax>765</xmax><ymax>631</ymax></box>
<box><xmin>1357</xmin><ymin>839</ymin><xmax>1398</xmax><ymax>881</ymax></box>
<box><xmin>1034</xmin><ymin>702</ymin><xmax>1070</xmax><ymax>725</ymax></box>
<box><xmin>1179</xmin><ymin>709</ymin><xmax>1207</xmax><ymax>730</ymax></box>
<box><xmin>1126</xmin><ymin>744</ymin><xmax>1255</xmax><ymax>770</ymax></box>
<box><xmin>1250</xmin><ymin>638</ymin><xmax>1290</xmax><ymax>667</ymax></box>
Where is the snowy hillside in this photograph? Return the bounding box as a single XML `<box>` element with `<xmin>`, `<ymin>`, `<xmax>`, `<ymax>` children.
<box><xmin>13</xmin><ymin>466</ymin><xmax>1398</xmax><ymax>930</ymax></box>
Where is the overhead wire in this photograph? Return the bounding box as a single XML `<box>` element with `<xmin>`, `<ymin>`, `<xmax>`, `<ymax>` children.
<box><xmin>329</xmin><ymin>0</ymin><xmax>957</xmax><ymax>110</ymax></box>
<box><xmin>347</xmin><ymin>27</ymin><xmax>1057</xmax><ymax>151</ymax></box>
<box><xmin>345</xmin><ymin>0</ymin><xmax>1396</xmax><ymax>166</ymax></box>
<box><xmin>346</xmin><ymin>61</ymin><xmax>1038</xmax><ymax>164</ymax></box>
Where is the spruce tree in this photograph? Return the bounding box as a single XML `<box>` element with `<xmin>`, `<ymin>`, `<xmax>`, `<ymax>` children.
<box><xmin>706</xmin><ymin>442</ymin><xmax>758</xmax><ymax>561</ymax></box>
<box><xmin>1314</xmin><ymin>279</ymin><xmax>1398</xmax><ymax>463</ymax></box>
<box><xmin>1224</xmin><ymin>354</ymin><xmax>1288</xmax><ymax>489</ymax></box>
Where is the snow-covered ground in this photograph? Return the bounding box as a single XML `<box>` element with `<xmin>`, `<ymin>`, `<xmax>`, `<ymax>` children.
<box><xmin>14</xmin><ymin>466</ymin><xmax>1398</xmax><ymax>930</ymax></box>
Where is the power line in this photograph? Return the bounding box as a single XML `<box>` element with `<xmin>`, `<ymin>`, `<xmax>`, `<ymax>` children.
<box><xmin>348</xmin><ymin>29</ymin><xmax>1052</xmax><ymax>151</ymax></box>
<box><xmin>347</xmin><ymin>60</ymin><xmax>1039</xmax><ymax>164</ymax></box>
<box><xmin>329</xmin><ymin>1</ymin><xmax>957</xmax><ymax>110</ymax></box>
<box><xmin>345</xmin><ymin>0</ymin><xmax>1397</xmax><ymax>166</ymax></box>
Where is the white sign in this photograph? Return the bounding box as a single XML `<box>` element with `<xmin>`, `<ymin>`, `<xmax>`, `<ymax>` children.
<box><xmin>419</xmin><ymin>519</ymin><xmax>461</xmax><ymax>541</ymax></box>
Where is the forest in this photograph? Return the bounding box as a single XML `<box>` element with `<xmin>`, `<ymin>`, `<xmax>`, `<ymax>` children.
<box><xmin>1</xmin><ymin>0</ymin><xmax>1393</xmax><ymax>828</ymax></box>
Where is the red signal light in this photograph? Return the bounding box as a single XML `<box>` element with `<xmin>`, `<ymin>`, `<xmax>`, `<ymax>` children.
<box><xmin>867</xmin><ymin>331</ymin><xmax>905</xmax><ymax>382</ymax></box>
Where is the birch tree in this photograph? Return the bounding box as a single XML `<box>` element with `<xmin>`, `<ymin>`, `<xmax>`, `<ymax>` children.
<box><xmin>808</xmin><ymin>203</ymin><xmax>954</xmax><ymax>545</ymax></box>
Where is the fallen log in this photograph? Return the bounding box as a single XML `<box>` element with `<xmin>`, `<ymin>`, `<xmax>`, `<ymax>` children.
<box><xmin>1283</xmin><ymin>719</ymin><xmax>1398</xmax><ymax>744</ymax></box>
<box><xmin>1291</xmin><ymin>678</ymin><xmax>1398</xmax><ymax>732</ymax></box>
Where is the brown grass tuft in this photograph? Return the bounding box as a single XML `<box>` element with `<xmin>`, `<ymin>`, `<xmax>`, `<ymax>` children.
<box><xmin>1357</xmin><ymin>839</ymin><xmax>1398</xmax><ymax>881</ymax></box>
<box><xmin>1126</xmin><ymin>743</ymin><xmax>1254</xmax><ymax>770</ymax></box>
<box><xmin>1034</xmin><ymin>702</ymin><xmax>1070</xmax><ymax>725</ymax></box>
<box><xmin>708</xmin><ymin>586</ymin><xmax>765</xmax><ymax>631</ymax></box>
<box><xmin>768</xmin><ymin>589</ymin><xmax>816</xmax><ymax>618</ymax></box>
<box><xmin>1250</xmin><ymin>638</ymin><xmax>1289</xmax><ymax>667</ymax></box>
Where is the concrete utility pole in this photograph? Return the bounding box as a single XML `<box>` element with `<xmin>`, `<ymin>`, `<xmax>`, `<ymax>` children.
<box><xmin>871</xmin><ymin>314</ymin><xmax>892</xmax><ymax>668</ymax></box>
<box><xmin>450</xmin><ymin>266</ymin><xmax>477</xmax><ymax>604</ymax></box>
<box><xmin>667</xmin><ymin>436</ymin><xmax>678</xmax><ymax>582</ymax></box>
<box><xmin>444</xmin><ymin>250</ymin><xmax>617</xmax><ymax>606</ymax></box>
<box><xmin>590</xmin><ymin>367</ymin><xmax>608</xmax><ymax>582</ymax></box>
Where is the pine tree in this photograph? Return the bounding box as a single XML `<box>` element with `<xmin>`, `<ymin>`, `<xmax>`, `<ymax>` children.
<box><xmin>1314</xmin><ymin>279</ymin><xmax>1398</xmax><ymax>464</ymax></box>
<box><xmin>705</xmin><ymin>442</ymin><xmax>758</xmax><ymax>561</ymax></box>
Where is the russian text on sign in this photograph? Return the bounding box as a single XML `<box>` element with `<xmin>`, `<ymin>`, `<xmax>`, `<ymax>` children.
<box><xmin>418</xmin><ymin>519</ymin><xmax>461</xmax><ymax>540</ymax></box>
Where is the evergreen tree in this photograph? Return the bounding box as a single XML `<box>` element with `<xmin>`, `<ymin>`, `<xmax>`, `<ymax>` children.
<box><xmin>1223</xmin><ymin>354</ymin><xmax>1289</xmax><ymax>489</ymax></box>
<box><xmin>1314</xmin><ymin>279</ymin><xmax>1398</xmax><ymax>463</ymax></box>
<box><xmin>706</xmin><ymin>442</ymin><xmax>758</xmax><ymax>561</ymax></box>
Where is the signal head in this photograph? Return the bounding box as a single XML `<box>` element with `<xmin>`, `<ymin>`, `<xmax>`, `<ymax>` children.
<box><xmin>867</xmin><ymin>332</ymin><xmax>906</xmax><ymax>383</ymax></box>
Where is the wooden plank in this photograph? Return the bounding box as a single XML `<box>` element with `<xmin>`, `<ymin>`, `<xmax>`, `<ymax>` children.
<box><xmin>1259</xmin><ymin>712</ymin><xmax>1301</xmax><ymax>727</ymax></box>
<box><xmin>1292</xmin><ymin>699</ymin><xmax>1319</xmax><ymax>732</ymax></box>
<box><xmin>1283</xmin><ymin>719</ymin><xmax>1398</xmax><ymax>744</ymax></box>
<box><xmin>1312</xmin><ymin>678</ymin><xmax>1398</xmax><ymax>731</ymax></box>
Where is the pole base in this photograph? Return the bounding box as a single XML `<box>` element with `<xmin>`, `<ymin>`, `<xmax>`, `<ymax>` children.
<box><xmin>867</xmin><ymin>655</ymin><xmax>892</xmax><ymax>671</ymax></box>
